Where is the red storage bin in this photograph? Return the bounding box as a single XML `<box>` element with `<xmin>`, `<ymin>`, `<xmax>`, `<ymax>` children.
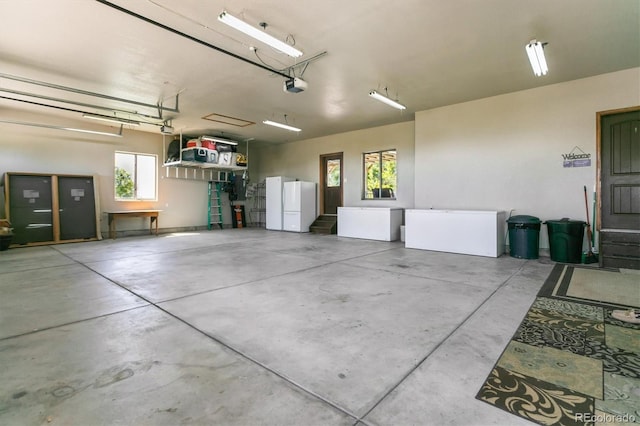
<box><xmin>200</xmin><ymin>140</ymin><xmax>216</xmax><ymax>150</ymax></box>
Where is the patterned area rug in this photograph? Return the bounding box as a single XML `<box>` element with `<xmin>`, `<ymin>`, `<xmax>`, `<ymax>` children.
<box><xmin>539</xmin><ymin>264</ymin><xmax>640</xmax><ymax>308</ymax></box>
<box><xmin>477</xmin><ymin>264</ymin><xmax>640</xmax><ymax>425</ymax></box>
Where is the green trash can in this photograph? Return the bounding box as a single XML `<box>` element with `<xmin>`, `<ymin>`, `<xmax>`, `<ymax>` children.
<box><xmin>507</xmin><ymin>215</ymin><xmax>541</xmax><ymax>259</ymax></box>
<box><xmin>545</xmin><ymin>219</ymin><xmax>585</xmax><ymax>263</ymax></box>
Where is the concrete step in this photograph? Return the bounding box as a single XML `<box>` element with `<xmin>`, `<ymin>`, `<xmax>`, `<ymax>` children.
<box><xmin>600</xmin><ymin>230</ymin><xmax>640</xmax><ymax>269</ymax></box>
<box><xmin>310</xmin><ymin>215</ymin><xmax>338</xmax><ymax>234</ymax></box>
<box><xmin>310</xmin><ymin>225</ymin><xmax>334</xmax><ymax>234</ymax></box>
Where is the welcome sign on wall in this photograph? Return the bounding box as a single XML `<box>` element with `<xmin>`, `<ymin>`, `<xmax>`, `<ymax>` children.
<box><xmin>563</xmin><ymin>146</ymin><xmax>591</xmax><ymax>168</ymax></box>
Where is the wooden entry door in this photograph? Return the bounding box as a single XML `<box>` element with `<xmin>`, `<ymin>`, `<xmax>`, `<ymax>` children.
<box><xmin>320</xmin><ymin>152</ymin><xmax>343</xmax><ymax>214</ymax></box>
<box><xmin>599</xmin><ymin>108</ymin><xmax>640</xmax><ymax>269</ymax></box>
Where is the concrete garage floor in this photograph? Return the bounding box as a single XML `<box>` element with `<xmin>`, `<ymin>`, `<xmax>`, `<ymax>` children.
<box><xmin>0</xmin><ymin>229</ymin><xmax>552</xmax><ymax>425</ymax></box>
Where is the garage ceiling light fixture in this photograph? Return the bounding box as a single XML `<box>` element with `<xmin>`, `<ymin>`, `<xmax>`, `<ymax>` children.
<box><xmin>200</xmin><ymin>135</ymin><xmax>238</xmax><ymax>145</ymax></box>
<box><xmin>218</xmin><ymin>11</ymin><xmax>303</xmax><ymax>58</ymax></box>
<box><xmin>369</xmin><ymin>90</ymin><xmax>406</xmax><ymax>110</ymax></box>
<box><xmin>263</xmin><ymin>119</ymin><xmax>301</xmax><ymax>132</ymax></box>
<box><xmin>0</xmin><ymin>119</ymin><xmax>123</xmax><ymax>137</ymax></box>
<box><xmin>83</xmin><ymin>113</ymin><xmax>140</xmax><ymax>126</ymax></box>
<box><xmin>526</xmin><ymin>39</ymin><xmax>548</xmax><ymax>76</ymax></box>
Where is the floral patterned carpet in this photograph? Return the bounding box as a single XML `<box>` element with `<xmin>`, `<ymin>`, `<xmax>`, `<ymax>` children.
<box><xmin>477</xmin><ymin>264</ymin><xmax>640</xmax><ymax>425</ymax></box>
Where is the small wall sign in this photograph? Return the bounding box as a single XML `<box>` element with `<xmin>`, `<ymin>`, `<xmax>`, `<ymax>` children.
<box><xmin>563</xmin><ymin>146</ymin><xmax>591</xmax><ymax>168</ymax></box>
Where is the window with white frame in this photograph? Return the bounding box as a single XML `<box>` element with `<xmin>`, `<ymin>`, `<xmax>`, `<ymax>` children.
<box><xmin>363</xmin><ymin>149</ymin><xmax>397</xmax><ymax>199</ymax></box>
<box><xmin>114</xmin><ymin>151</ymin><xmax>157</xmax><ymax>201</ymax></box>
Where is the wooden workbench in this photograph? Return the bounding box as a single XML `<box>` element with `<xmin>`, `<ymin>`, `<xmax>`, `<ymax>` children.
<box><xmin>106</xmin><ymin>210</ymin><xmax>161</xmax><ymax>239</ymax></box>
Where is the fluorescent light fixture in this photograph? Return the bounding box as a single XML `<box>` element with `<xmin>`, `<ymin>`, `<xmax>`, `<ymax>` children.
<box><xmin>218</xmin><ymin>11</ymin><xmax>303</xmax><ymax>58</ymax></box>
<box><xmin>526</xmin><ymin>40</ymin><xmax>548</xmax><ymax>76</ymax></box>
<box><xmin>263</xmin><ymin>119</ymin><xmax>301</xmax><ymax>132</ymax></box>
<box><xmin>83</xmin><ymin>113</ymin><xmax>140</xmax><ymax>126</ymax></box>
<box><xmin>0</xmin><ymin>119</ymin><xmax>123</xmax><ymax>137</ymax></box>
<box><xmin>60</xmin><ymin>125</ymin><xmax>124</xmax><ymax>137</ymax></box>
<box><xmin>200</xmin><ymin>135</ymin><xmax>238</xmax><ymax>145</ymax></box>
<box><xmin>368</xmin><ymin>90</ymin><xmax>406</xmax><ymax>110</ymax></box>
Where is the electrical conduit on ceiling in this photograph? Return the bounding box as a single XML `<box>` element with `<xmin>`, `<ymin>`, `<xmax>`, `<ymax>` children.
<box><xmin>94</xmin><ymin>0</ymin><xmax>291</xmax><ymax>79</ymax></box>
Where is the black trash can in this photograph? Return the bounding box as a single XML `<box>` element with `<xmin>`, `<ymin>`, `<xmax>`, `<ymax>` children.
<box><xmin>507</xmin><ymin>215</ymin><xmax>541</xmax><ymax>259</ymax></box>
<box><xmin>0</xmin><ymin>234</ymin><xmax>12</xmax><ymax>251</ymax></box>
<box><xmin>545</xmin><ymin>219</ymin><xmax>585</xmax><ymax>263</ymax></box>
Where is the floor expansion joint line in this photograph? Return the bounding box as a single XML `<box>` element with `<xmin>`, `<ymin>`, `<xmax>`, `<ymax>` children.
<box><xmin>0</xmin><ymin>305</ymin><xmax>149</xmax><ymax>342</ymax></box>
<box><xmin>159</xmin><ymin>246</ymin><xmax>406</xmax><ymax>304</ymax></box>
<box><xmin>170</xmin><ymin>319</ymin><xmax>363</xmax><ymax>422</ymax></box>
<box><xmin>52</xmin><ymin>237</ymin><xmax>270</xmax><ymax>264</ymax></box>
<box><xmin>341</xmin><ymin>261</ymin><xmax>503</xmax><ymax>288</ymax></box>
<box><xmin>355</xmin><ymin>261</ymin><xmax>530</xmax><ymax>422</ymax></box>
<box><xmin>352</xmin><ymin>417</ymin><xmax>374</xmax><ymax>426</ymax></box>
<box><xmin>59</xmin><ymin>249</ymin><xmax>363</xmax><ymax>423</ymax></box>
<box><xmin>284</xmin><ymin>245</ymin><xmax>402</xmax><ymax>262</ymax></box>
<box><xmin>0</xmin><ymin>261</ymin><xmax>79</xmax><ymax>275</ymax></box>
<box><xmin>152</xmin><ymin>263</ymin><xmax>335</xmax><ymax>304</ymax></box>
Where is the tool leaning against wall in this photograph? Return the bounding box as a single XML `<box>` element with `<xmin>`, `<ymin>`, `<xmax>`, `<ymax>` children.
<box><xmin>582</xmin><ymin>185</ymin><xmax>598</xmax><ymax>264</ymax></box>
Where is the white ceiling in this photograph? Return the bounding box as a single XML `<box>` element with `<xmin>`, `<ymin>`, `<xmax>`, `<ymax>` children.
<box><xmin>1</xmin><ymin>0</ymin><xmax>638</xmax><ymax>145</ymax></box>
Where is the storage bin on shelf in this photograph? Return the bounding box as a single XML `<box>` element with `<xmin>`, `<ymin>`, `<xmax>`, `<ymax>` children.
<box><xmin>181</xmin><ymin>148</ymin><xmax>219</xmax><ymax>164</ymax></box>
<box><xmin>163</xmin><ymin>134</ymin><xmax>247</xmax><ymax>170</ymax></box>
<box><xmin>181</xmin><ymin>147</ymin><xmax>208</xmax><ymax>162</ymax></box>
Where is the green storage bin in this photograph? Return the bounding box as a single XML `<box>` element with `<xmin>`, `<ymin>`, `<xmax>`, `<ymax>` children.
<box><xmin>545</xmin><ymin>219</ymin><xmax>585</xmax><ymax>263</ymax></box>
<box><xmin>507</xmin><ymin>215</ymin><xmax>541</xmax><ymax>259</ymax></box>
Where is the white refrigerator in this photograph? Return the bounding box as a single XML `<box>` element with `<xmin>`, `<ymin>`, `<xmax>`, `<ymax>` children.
<box><xmin>265</xmin><ymin>176</ymin><xmax>294</xmax><ymax>230</ymax></box>
<box><xmin>283</xmin><ymin>181</ymin><xmax>317</xmax><ymax>232</ymax></box>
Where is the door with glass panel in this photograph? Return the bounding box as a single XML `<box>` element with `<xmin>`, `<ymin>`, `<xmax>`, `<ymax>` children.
<box><xmin>320</xmin><ymin>152</ymin><xmax>343</xmax><ymax>214</ymax></box>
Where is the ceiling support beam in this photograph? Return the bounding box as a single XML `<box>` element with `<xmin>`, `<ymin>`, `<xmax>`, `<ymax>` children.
<box><xmin>0</xmin><ymin>72</ymin><xmax>179</xmax><ymax>113</ymax></box>
<box><xmin>0</xmin><ymin>87</ymin><xmax>165</xmax><ymax>122</ymax></box>
<box><xmin>0</xmin><ymin>95</ymin><xmax>163</xmax><ymax>128</ymax></box>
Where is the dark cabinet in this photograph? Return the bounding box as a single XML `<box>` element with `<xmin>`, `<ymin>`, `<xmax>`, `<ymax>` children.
<box><xmin>3</xmin><ymin>173</ymin><xmax>100</xmax><ymax>246</ymax></box>
<box><xmin>58</xmin><ymin>176</ymin><xmax>97</xmax><ymax>240</ymax></box>
<box><xmin>8</xmin><ymin>175</ymin><xmax>55</xmax><ymax>244</ymax></box>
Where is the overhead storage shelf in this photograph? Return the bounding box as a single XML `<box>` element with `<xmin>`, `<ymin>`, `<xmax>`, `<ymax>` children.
<box><xmin>162</xmin><ymin>133</ymin><xmax>249</xmax><ymax>181</ymax></box>
<box><xmin>162</xmin><ymin>160</ymin><xmax>246</xmax><ymax>171</ymax></box>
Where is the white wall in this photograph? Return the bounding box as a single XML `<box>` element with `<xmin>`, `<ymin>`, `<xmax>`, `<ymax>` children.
<box><xmin>414</xmin><ymin>68</ymin><xmax>640</xmax><ymax>248</ymax></box>
<box><xmin>254</xmin><ymin>121</ymin><xmax>415</xmax><ymax>210</ymax></box>
<box><xmin>0</xmin><ymin>111</ymin><xmax>215</xmax><ymax>233</ymax></box>
<box><xmin>3</xmin><ymin>69</ymin><xmax>636</xmax><ymax>243</ymax></box>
